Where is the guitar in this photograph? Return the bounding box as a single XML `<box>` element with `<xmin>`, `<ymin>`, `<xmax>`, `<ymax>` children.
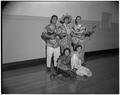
<box><xmin>71</xmin><ymin>25</ymin><xmax>96</xmax><ymax>44</ymax></box>
<box><xmin>41</xmin><ymin>24</ymin><xmax>61</xmax><ymax>48</ymax></box>
<box><xmin>84</xmin><ymin>25</ymin><xmax>96</xmax><ymax>37</ymax></box>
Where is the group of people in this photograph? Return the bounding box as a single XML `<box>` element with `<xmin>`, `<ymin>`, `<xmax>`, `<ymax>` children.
<box><xmin>41</xmin><ymin>14</ymin><xmax>95</xmax><ymax>79</ymax></box>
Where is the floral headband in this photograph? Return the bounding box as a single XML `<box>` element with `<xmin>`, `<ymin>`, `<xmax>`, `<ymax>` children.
<box><xmin>60</xmin><ymin>13</ymin><xmax>72</xmax><ymax>23</ymax></box>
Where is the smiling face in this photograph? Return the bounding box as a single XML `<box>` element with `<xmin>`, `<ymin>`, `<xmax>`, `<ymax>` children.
<box><xmin>76</xmin><ymin>16</ymin><xmax>81</xmax><ymax>24</ymax></box>
<box><xmin>51</xmin><ymin>16</ymin><xmax>58</xmax><ymax>24</ymax></box>
<box><xmin>64</xmin><ymin>17</ymin><xmax>69</xmax><ymax>24</ymax></box>
<box><xmin>76</xmin><ymin>46</ymin><xmax>82</xmax><ymax>53</ymax></box>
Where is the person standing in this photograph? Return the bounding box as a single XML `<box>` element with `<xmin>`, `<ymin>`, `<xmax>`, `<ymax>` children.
<box><xmin>41</xmin><ymin>15</ymin><xmax>60</xmax><ymax>72</ymax></box>
<box><xmin>58</xmin><ymin>13</ymin><xmax>73</xmax><ymax>54</ymax></box>
<box><xmin>71</xmin><ymin>16</ymin><xmax>95</xmax><ymax>65</ymax></box>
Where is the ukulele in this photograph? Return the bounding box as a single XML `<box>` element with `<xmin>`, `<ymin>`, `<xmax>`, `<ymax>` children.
<box><xmin>71</xmin><ymin>25</ymin><xmax>96</xmax><ymax>44</ymax></box>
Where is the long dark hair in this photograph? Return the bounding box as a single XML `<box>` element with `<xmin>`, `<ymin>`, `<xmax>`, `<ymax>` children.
<box><xmin>63</xmin><ymin>48</ymin><xmax>71</xmax><ymax>55</ymax></box>
<box><xmin>75</xmin><ymin>16</ymin><xmax>81</xmax><ymax>25</ymax></box>
<box><xmin>50</xmin><ymin>15</ymin><xmax>58</xmax><ymax>23</ymax></box>
<box><xmin>74</xmin><ymin>45</ymin><xmax>82</xmax><ymax>51</ymax></box>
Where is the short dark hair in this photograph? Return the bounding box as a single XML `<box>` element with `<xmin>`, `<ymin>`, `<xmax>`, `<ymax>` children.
<box><xmin>74</xmin><ymin>45</ymin><xmax>82</xmax><ymax>51</ymax></box>
<box><xmin>60</xmin><ymin>17</ymin><xmax>71</xmax><ymax>24</ymax></box>
<box><xmin>75</xmin><ymin>16</ymin><xmax>81</xmax><ymax>24</ymax></box>
<box><xmin>50</xmin><ymin>15</ymin><xmax>58</xmax><ymax>23</ymax></box>
<box><xmin>63</xmin><ymin>48</ymin><xmax>71</xmax><ymax>55</ymax></box>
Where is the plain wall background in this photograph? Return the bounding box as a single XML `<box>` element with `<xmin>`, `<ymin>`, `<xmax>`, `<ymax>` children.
<box><xmin>3</xmin><ymin>2</ymin><xmax>118</xmax><ymax>23</ymax></box>
<box><xmin>2</xmin><ymin>2</ymin><xmax>119</xmax><ymax>64</ymax></box>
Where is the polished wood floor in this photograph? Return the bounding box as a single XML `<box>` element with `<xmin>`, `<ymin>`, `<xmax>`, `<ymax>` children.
<box><xmin>2</xmin><ymin>55</ymin><xmax>119</xmax><ymax>94</ymax></box>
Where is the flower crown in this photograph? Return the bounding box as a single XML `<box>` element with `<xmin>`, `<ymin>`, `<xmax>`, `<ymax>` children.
<box><xmin>60</xmin><ymin>13</ymin><xmax>72</xmax><ymax>24</ymax></box>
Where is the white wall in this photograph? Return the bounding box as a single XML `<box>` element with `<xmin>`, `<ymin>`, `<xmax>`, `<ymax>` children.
<box><xmin>2</xmin><ymin>2</ymin><xmax>119</xmax><ymax>64</ymax></box>
<box><xmin>3</xmin><ymin>2</ymin><xmax>118</xmax><ymax>23</ymax></box>
<box><xmin>3</xmin><ymin>15</ymin><xmax>49</xmax><ymax>64</ymax></box>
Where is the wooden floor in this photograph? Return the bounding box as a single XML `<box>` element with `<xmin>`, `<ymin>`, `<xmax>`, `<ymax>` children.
<box><xmin>2</xmin><ymin>55</ymin><xmax>119</xmax><ymax>94</ymax></box>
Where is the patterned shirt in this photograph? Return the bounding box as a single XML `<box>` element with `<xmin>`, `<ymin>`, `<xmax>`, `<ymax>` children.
<box><xmin>41</xmin><ymin>23</ymin><xmax>60</xmax><ymax>48</ymax></box>
<box><xmin>58</xmin><ymin>24</ymin><xmax>72</xmax><ymax>53</ymax></box>
<box><xmin>71</xmin><ymin>24</ymin><xmax>87</xmax><ymax>46</ymax></box>
<box><xmin>63</xmin><ymin>23</ymin><xmax>72</xmax><ymax>35</ymax></box>
<box><xmin>57</xmin><ymin>55</ymin><xmax>71</xmax><ymax>70</ymax></box>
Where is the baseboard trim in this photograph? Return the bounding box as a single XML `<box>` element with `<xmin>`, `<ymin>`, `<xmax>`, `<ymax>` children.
<box><xmin>85</xmin><ymin>48</ymin><xmax>119</xmax><ymax>61</ymax></box>
<box><xmin>2</xmin><ymin>48</ymin><xmax>119</xmax><ymax>71</ymax></box>
<box><xmin>2</xmin><ymin>58</ymin><xmax>46</xmax><ymax>71</ymax></box>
